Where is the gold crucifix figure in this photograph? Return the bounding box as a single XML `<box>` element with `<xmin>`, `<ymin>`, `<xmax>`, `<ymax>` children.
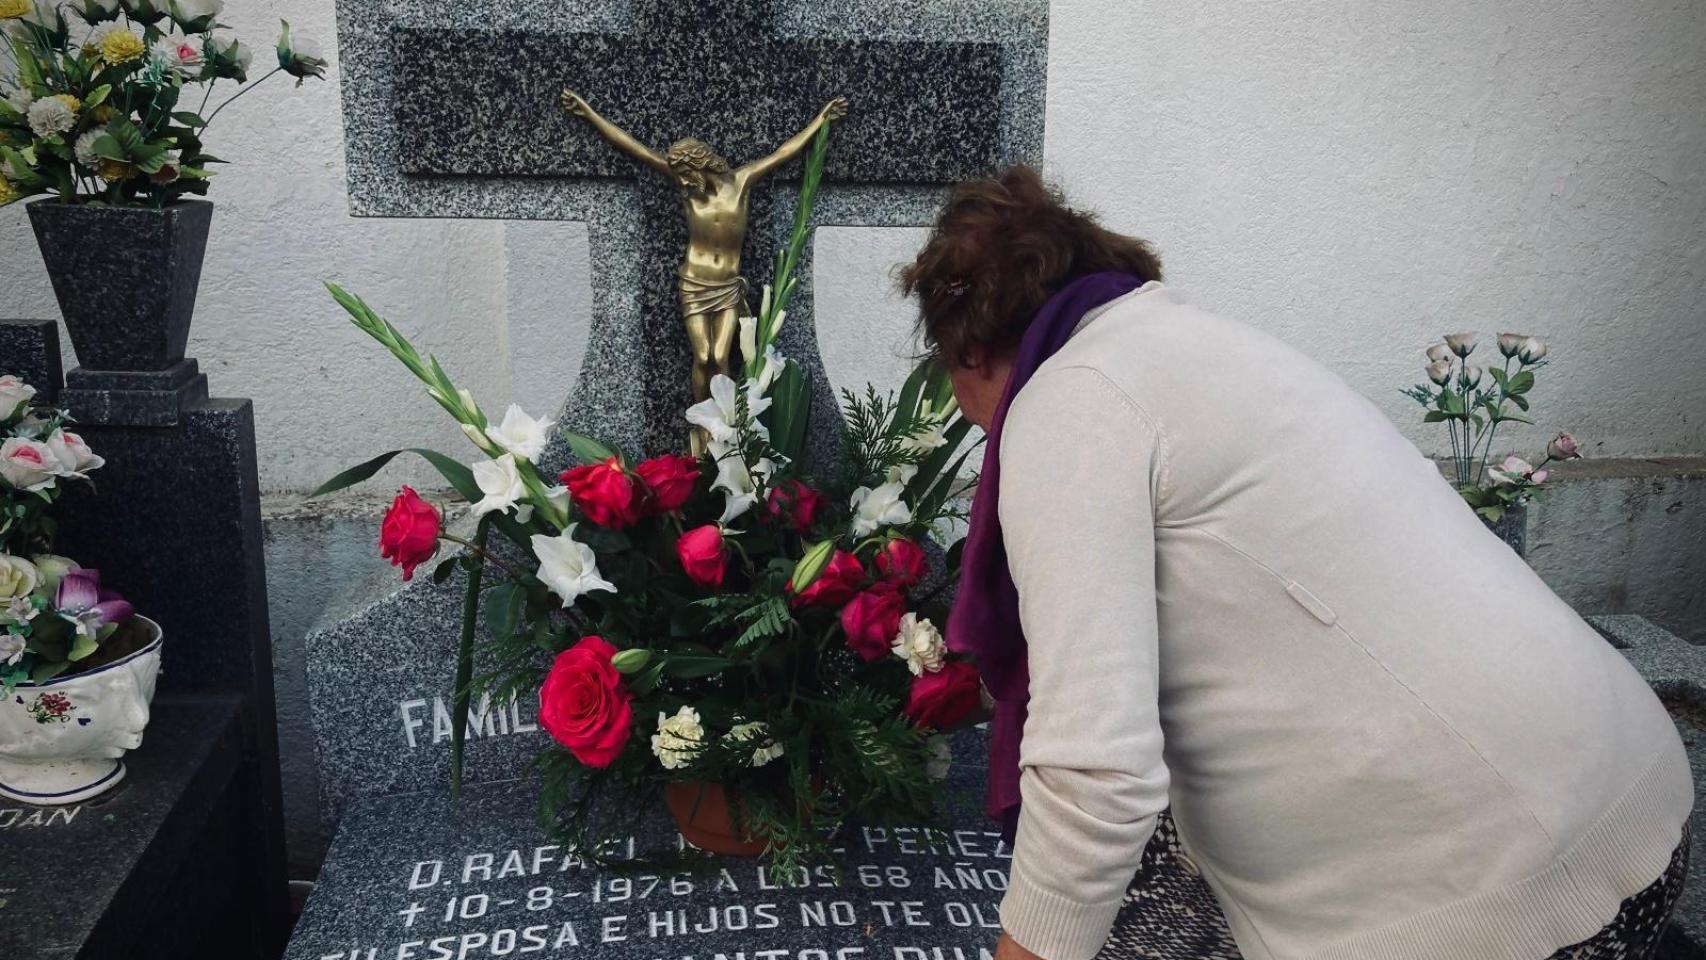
<box><xmin>561</xmin><ymin>89</ymin><xmax>849</xmax><ymax>406</ymax></box>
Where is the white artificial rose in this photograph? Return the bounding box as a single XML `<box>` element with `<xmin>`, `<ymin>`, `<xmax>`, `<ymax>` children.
<box><xmin>487</xmin><ymin>404</ymin><xmax>554</xmax><ymax>463</ymax></box>
<box><xmin>151</xmin><ymin>32</ymin><xmax>202</xmax><ymax>75</ymax></box>
<box><xmin>849</xmin><ymin>481</ymin><xmax>911</xmax><ymax>537</ymax></box>
<box><xmin>1496</xmin><ymin>333</ymin><xmax>1528</xmax><ymax>358</ymax></box>
<box><xmin>530</xmin><ymin>525</ymin><xmax>615</xmax><ymax>605</ymax></box>
<box><xmin>1518</xmin><ymin>337</ymin><xmax>1548</xmax><ymax>364</ymax></box>
<box><xmin>44</xmin><ymin>429</ymin><xmax>103</xmax><ymax>477</ymax></box>
<box><xmin>0</xmin><ymin>632</ymin><xmax>23</xmax><ymax>665</ymax></box>
<box><xmin>1443</xmin><ymin>332</ymin><xmax>1476</xmax><ymax>357</ymax></box>
<box><xmin>1424</xmin><ymin>342</ymin><xmax>1451</xmax><ymax>364</ymax></box>
<box><xmin>891</xmin><ymin>612</ymin><xmax>946</xmax><ymax>676</ymax></box>
<box><xmin>1461</xmin><ymin>364</ymin><xmax>1482</xmax><ymax>388</ymax></box>
<box><xmin>470</xmin><ymin>452</ymin><xmax>527</xmax><ymax>516</ymax></box>
<box><xmin>727</xmin><ymin>720</ymin><xmax>783</xmax><ymax>767</ymax></box>
<box><xmin>0</xmin><ymin>555</ymin><xmax>38</xmax><ymax>600</ymax></box>
<box><xmin>26</xmin><ymin>95</ymin><xmax>75</xmax><ymax>138</ymax></box>
<box><xmin>0</xmin><ymin>374</ymin><xmax>36</xmax><ymax>415</ymax></box>
<box><xmin>1425</xmin><ymin>360</ymin><xmax>1452</xmax><ymax>386</ymax></box>
<box><xmin>651</xmin><ymin>705</ymin><xmax>704</xmax><ymax>770</ymax></box>
<box><xmin>0</xmin><ymin>437</ymin><xmax>59</xmax><ymax>491</ymax></box>
<box><xmin>170</xmin><ymin>0</ymin><xmax>219</xmax><ymax>23</ymax></box>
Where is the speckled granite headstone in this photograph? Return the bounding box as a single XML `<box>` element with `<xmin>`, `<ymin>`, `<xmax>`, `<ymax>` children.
<box><xmin>307</xmin><ymin>0</ymin><xmax>1046</xmax><ymax>829</ymax></box>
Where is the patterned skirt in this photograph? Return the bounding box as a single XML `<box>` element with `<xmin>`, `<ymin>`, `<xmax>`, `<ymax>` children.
<box><xmin>1095</xmin><ymin>812</ymin><xmax>1692</xmax><ymax>960</ymax></box>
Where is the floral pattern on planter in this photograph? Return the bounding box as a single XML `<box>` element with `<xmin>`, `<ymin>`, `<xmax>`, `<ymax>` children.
<box><xmin>25</xmin><ymin>691</ymin><xmax>75</xmax><ymax>725</ymax></box>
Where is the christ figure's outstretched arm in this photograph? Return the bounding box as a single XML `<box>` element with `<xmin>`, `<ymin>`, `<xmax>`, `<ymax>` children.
<box><xmin>738</xmin><ymin>96</ymin><xmax>848</xmax><ymax>183</ymax></box>
<box><xmin>561</xmin><ymin>89</ymin><xmax>672</xmax><ymax>177</ymax></box>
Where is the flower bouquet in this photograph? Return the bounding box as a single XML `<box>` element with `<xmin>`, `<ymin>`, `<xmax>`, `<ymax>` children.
<box><xmin>0</xmin><ymin>374</ymin><xmax>160</xmax><ymax>805</ymax></box>
<box><xmin>1403</xmin><ymin>332</ymin><xmax>1583</xmax><ymax>527</ymax></box>
<box><xmin>316</xmin><ymin>127</ymin><xmax>982</xmax><ymax>873</ymax></box>
<box><xmin>1</xmin><ymin>0</ymin><xmax>325</xmax><ymax>206</ymax></box>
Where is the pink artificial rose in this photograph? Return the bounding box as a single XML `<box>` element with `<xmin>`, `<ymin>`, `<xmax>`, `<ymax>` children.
<box><xmin>0</xmin><ymin>437</ymin><xmax>58</xmax><ymax>492</ymax></box>
<box><xmin>839</xmin><ymin>583</ymin><xmax>906</xmax><ymax>662</ymax></box>
<box><xmin>1547</xmin><ymin>432</ymin><xmax>1581</xmax><ymax>460</ymax></box>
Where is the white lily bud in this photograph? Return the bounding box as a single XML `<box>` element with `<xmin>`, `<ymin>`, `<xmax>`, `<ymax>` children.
<box><xmin>1426</xmin><ymin>360</ymin><xmax>1452</xmax><ymax>385</ymax></box>
<box><xmin>771</xmin><ymin>309</ymin><xmax>787</xmax><ymax>339</ymax></box>
<box><xmin>1425</xmin><ymin>343</ymin><xmax>1452</xmax><ymax>363</ymax></box>
<box><xmin>460</xmin><ymin>422</ymin><xmax>488</xmax><ymax>449</ymax></box>
<box><xmin>1497</xmin><ymin>333</ymin><xmax>1527</xmax><ymax>358</ymax></box>
<box><xmin>1443</xmin><ymin>332</ymin><xmax>1476</xmax><ymax>357</ymax></box>
<box><xmin>1518</xmin><ymin>337</ymin><xmax>1548</xmax><ymax>364</ymax></box>
<box><xmin>1462</xmin><ymin>364</ymin><xmax>1482</xmax><ymax>388</ymax></box>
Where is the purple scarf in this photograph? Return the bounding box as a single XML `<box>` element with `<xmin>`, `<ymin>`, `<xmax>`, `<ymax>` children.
<box><xmin>946</xmin><ymin>271</ymin><xmax>1148</xmax><ymax>837</ymax></box>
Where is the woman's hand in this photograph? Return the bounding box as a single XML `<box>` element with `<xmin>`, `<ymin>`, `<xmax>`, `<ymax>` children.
<box><xmin>995</xmin><ymin>932</ymin><xmax>1045</xmax><ymax>960</ymax></box>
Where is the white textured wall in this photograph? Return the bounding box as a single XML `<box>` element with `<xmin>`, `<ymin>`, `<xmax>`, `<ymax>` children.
<box><xmin>4</xmin><ymin>0</ymin><xmax>1702</xmax><ymax>481</ymax></box>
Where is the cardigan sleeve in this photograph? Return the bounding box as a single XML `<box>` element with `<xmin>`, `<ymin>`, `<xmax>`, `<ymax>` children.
<box><xmin>995</xmin><ymin>365</ymin><xmax>1171</xmax><ymax>960</ymax></box>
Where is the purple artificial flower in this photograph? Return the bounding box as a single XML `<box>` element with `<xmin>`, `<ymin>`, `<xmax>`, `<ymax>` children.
<box><xmin>55</xmin><ymin>568</ymin><xmax>134</xmax><ymax>642</ymax></box>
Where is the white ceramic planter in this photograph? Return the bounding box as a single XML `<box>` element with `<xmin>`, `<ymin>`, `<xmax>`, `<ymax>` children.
<box><xmin>0</xmin><ymin>617</ymin><xmax>162</xmax><ymax>805</ymax></box>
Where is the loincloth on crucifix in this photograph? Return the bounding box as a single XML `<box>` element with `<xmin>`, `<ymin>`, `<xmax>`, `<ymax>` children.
<box><xmin>677</xmin><ymin>268</ymin><xmax>748</xmax><ymax>316</ymax></box>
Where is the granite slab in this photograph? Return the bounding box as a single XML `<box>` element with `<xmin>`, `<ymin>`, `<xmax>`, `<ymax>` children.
<box><xmin>0</xmin><ymin>695</ymin><xmax>265</xmax><ymax>959</ymax></box>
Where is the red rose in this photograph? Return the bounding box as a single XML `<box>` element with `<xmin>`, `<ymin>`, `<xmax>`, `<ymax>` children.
<box><xmin>904</xmin><ymin>660</ymin><xmax>981</xmax><ymax>730</ymax></box>
<box><xmin>379</xmin><ymin>485</ymin><xmax>440</xmax><ymax>581</ymax></box>
<box><xmin>840</xmin><ymin>583</ymin><xmax>906</xmax><ymax>661</ymax></box>
<box><xmin>676</xmin><ymin>524</ymin><xmax>727</xmax><ymax>588</ymax></box>
<box><xmin>790</xmin><ymin>549</ymin><xmax>865</xmax><ymax>608</ymax></box>
<box><xmin>539</xmin><ymin>636</ymin><xmax>633</xmax><ymax>768</ymax></box>
<box><xmin>875</xmin><ymin>538</ymin><xmax>927</xmax><ymax>588</ymax></box>
<box><xmin>561</xmin><ymin>457</ymin><xmax>641</xmax><ymax>529</ymax></box>
<box><xmin>765</xmin><ymin>479</ymin><xmax>825</xmax><ymax>533</ymax></box>
<box><xmin>636</xmin><ymin>454</ymin><xmax>701</xmax><ymax>514</ymax></box>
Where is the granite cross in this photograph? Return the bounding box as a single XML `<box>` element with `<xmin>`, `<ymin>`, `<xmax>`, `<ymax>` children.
<box><xmin>379</xmin><ymin>0</ymin><xmax>1010</xmax><ymax>458</ymax></box>
<box><xmin>305</xmin><ymin>0</ymin><xmax>1046</xmax><ymax>835</ymax></box>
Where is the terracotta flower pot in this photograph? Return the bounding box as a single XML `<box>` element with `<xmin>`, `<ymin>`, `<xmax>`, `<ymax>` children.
<box><xmin>664</xmin><ymin>781</ymin><xmax>770</xmax><ymax>857</ymax></box>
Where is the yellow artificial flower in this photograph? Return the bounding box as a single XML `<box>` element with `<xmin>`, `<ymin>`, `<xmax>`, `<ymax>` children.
<box><xmin>92</xmin><ymin>104</ymin><xmax>118</xmax><ymax>124</ymax></box>
<box><xmin>0</xmin><ymin>0</ymin><xmax>31</xmax><ymax>20</ymax></box>
<box><xmin>96</xmin><ymin>159</ymin><xmax>129</xmax><ymax>182</ymax></box>
<box><xmin>0</xmin><ymin>178</ymin><xmax>19</xmax><ymax>207</ymax></box>
<box><xmin>52</xmin><ymin>93</ymin><xmax>80</xmax><ymax>116</ymax></box>
<box><xmin>99</xmin><ymin>29</ymin><xmax>146</xmax><ymax>66</ymax></box>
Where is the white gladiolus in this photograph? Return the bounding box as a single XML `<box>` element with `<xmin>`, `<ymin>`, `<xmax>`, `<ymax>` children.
<box><xmin>470</xmin><ymin>452</ymin><xmax>527</xmax><ymax>516</ymax></box>
<box><xmin>737</xmin><ymin>315</ymin><xmax>758</xmax><ymax>366</ymax></box>
<box><xmin>711</xmin><ymin>452</ymin><xmax>773</xmax><ymax>523</ymax></box>
<box><xmin>530</xmin><ymin>525</ymin><xmax>615</xmax><ymax>605</ymax></box>
<box><xmin>651</xmin><ymin>706</ymin><xmax>704</xmax><ymax>770</ymax></box>
<box><xmin>892</xmin><ymin>612</ymin><xmax>946</xmax><ymax>676</ymax></box>
<box><xmin>727</xmin><ymin>720</ymin><xmax>783</xmax><ymax>767</ymax></box>
<box><xmin>849</xmin><ymin>481</ymin><xmax>911</xmax><ymax>537</ymax></box>
<box><xmin>686</xmin><ymin>374</ymin><xmax>769</xmax><ymax>447</ymax></box>
<box><xmin>487</xmin><ymin>404</ymin><xmax>555</xmax><ymax>463</ymax></box>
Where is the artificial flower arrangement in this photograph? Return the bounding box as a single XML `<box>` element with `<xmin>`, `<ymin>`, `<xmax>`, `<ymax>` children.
<box><xmin>1403</xmin><ymin>332</ymin><xmax>1583</xmax><ymax>523</ymax></box>
<box><xmin>0</xmin><ymin>374</ymin><xmax>145</xmax><ymax>689</ymax></box>
<box><xmin>316</xmin><ymin>126</ymin><xmax>982</xmax><ymax>874</ymax></box>
<box><xmin>0</xmin><ymin>0</ymin><xmax>326</xmax><ymax>207</ymax></box>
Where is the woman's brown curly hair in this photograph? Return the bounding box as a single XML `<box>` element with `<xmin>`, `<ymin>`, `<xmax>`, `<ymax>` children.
<box><xmin>899</xmin><ymin>165</ymin><xmax>1162</xmax><ymax>367</ymax></box>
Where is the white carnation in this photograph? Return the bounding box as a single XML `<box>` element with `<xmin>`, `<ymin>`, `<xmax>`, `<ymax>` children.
<box><xmin>891</xmin><ymin>612</ymin><xmax>946</xmax><ymax>676</ymax></box>
<box><xmin>26</xmin><ymin>96</ymin><xmax>75</xmax><ymax>139</ymax></box>
<box><xmin>651</xmin><ymin>706</ymin><xmax>704</xmax><ymax>771</ymax></box>
<box><xmin>727</xmin><ymin>720</ymin><xmax>783</xmax><ymax>768</ymax></box>
<box><xmin>73</xmin><ymin>129</ymin><xmax>103</xmax><ymax>168</ymax></box>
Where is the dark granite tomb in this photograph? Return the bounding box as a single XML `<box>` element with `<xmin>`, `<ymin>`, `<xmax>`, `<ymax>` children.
<box><xmin>0</xmin><ymin>318</ymin><xmax>290</xmax><ymax>957</ymax></box>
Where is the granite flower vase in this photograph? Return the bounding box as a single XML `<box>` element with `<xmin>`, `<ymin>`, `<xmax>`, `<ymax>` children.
<box><xmin>27</xmin><ymin>199</ymin><xmax>214</xmax><ymax>372</ymax></box>
<box><xmin>663</xmin><ymin>781</ymin><xmax>771</xmax><ymax>857</ymax></box>
<box><xmin>1483</xmin><ymin>501</ymin><xmax>1528</xmax><ymax>558</ymax></box>
<box><xmin>0</xmin><ymin>617</ymin><xmax>163</xmax><ymax>805</ymax></box>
